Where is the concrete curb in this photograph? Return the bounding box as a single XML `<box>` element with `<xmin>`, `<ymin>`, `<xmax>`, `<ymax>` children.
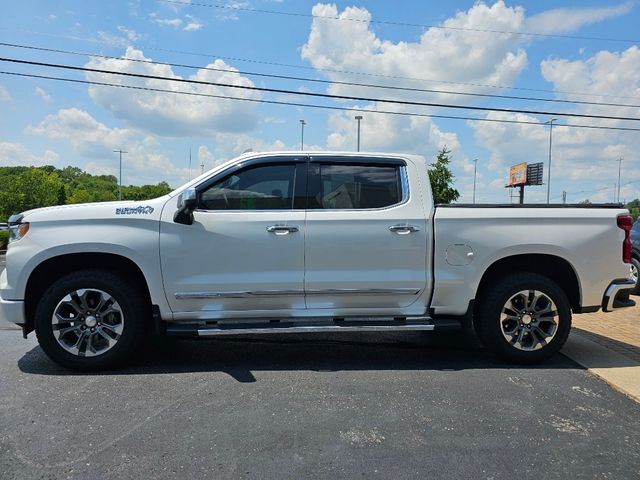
<box><xmin>562</xmin><ymin>334</ymin><xmax>640</xmax><ymax>403</ymax></box>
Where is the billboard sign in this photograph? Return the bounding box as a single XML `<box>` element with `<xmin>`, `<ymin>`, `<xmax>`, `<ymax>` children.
<box><xmin>526</xmin><ymin>162</ymin><xmax>544</xmax><ymax>186</ymax></box>
<box><xmin>508</xmin><ymin>162</ymin><xmax>527</xmax><ymax>187</ymax></box>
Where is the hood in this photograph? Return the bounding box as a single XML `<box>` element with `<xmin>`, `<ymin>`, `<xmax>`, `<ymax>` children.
<box><xmin>16</xmin><ymin>196</ymin><xmax>170</xmax><ymax>223</ymax></box>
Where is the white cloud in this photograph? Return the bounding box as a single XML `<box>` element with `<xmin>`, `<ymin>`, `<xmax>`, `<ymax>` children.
<box><xmin>96</xmin><ymin>31</ymin><xmax>131</xmax><ymax>48</ymax></box>
<box><xmin>27</xmin><ymin>108</ymin><xmax>192</xmax><ymax>186</ymax></box>
<box><xmin>117</xmin><ymin>25</ymin><xmax>142</xmax><ymax>41</ymax></box>
<box><xmin>0</xmin><ymin>85</ymin><xmax>12</xmax><ymax>102</ymax></box>
<box><xmin>211</xmin><ymin>132</ymin><xmax>289</xmax><ymax>157</ymax></box>
<box><xmin>84</xmin><ymin>47</ymin><xmax>261</xmax><ymax>137</ymax></box>
<box><xmin>213</xmin><ymin>1</ymin><xmax>249</xmax><ymax>21</ymax></box>
<box><xmin>526</xmin><ymin>2</ymin><xmax>634</xmax><ymax>34</ymax></box>
<box><xmin>27</xmin><ymin>108</ymin><xmax>135</xmax><ymax>157</ymax></box>
<box><xmin>184</xmin><ymin>14</ymin><xmax>203</xmax><ymax>31</ymax></box>
<box><xmin>541</xmin><ymin>46</ymin><xmax>640</xmax><ymax>120</ymax></box>
<box><xmin>34</xmin><ymin>86</ymin><xmax>51</xmax><ymax>103</ymax></box>
<box><xmin>325</xmin><ymin>106</ymin><xmax>459</xmax><ymax>158</ymax></box>
<box><xmin>301</xmin><ymin>2</ymin><xmax>529</xmax><ymax>103</ymax></box>
<box><xmin>150</xmin><ymin>14</ymin><xmax>183</xmax><ymax>28</ymax></box>
<box><xmin>0</xmin><ymin>142</ymin><xmax>60</xmax><ymax>167</ymax></box>
<box><xmin>197</xmin><ymin>145</ymin><xmax>216</xmax><ymax>170</ymax></box>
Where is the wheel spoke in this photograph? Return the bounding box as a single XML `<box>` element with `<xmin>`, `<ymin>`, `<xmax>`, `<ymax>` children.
<box><xmin>97</xmin><ymin>327</ymin><xmax>116</xmax><ymax>344</ymax></box>
<box><xmin>533</xmin><ymin>325</ymin><xmax>551</xmax><ymax>342</ymax></box>
<box><xmin>85</xmin><ymin>333</ymin><xmax>95</xmax><ymax>355</ymax></box>
<box><xmin>70</xmin><ymin>291</ymin><xmax>87</xmax><ymax>312</ymax></box>
<box><xmin>101</xmin><ymin>323</ymin><xmax>122</xmax><ymax>338</ymax></box>
<box><xmin>57</xmin><ymin>325</ymin><xmax>81</xmax><ymax>337</ymax></box>
<box><xmin>97</xmin><ymin>298</ymin><xmax>115</xmax><ymax>315</ymax></box>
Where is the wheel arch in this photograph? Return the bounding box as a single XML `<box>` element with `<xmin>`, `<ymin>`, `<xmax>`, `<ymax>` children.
<box><xmin>475</xmin><ymin>254</ymin><xmax>581</xmax><ymax>315</ymax></box>
<box><xmin>24</xmin><ymin>253</ymin><xmax>153</xmax><ymax>335</ymax></box>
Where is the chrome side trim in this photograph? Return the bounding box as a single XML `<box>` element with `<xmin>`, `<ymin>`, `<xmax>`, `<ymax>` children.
<box><xmin>175</xmin><ymin>288</ymin><xmax>420</xmax><ymax>300</ymax></box>
<box><xmin>175</xmin><ymin>290</ymin><xmax>304</xmax><ymax>299</ymax></box>
<box><xmin>602</xmin><ymin>279</ymin><xmax>635</xmax><ymax>312</ymax></box>
<box><xmin>197</xmin><ymin>323</ymin><xmax>435</xmax><ymax>336</ymax></box>
<box><xmin>305</xmin><ymin>288</ymin><xmax>420</xmax><ymax>296</ymax></box>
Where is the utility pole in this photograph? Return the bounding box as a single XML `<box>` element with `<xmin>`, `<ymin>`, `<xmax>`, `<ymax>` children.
<box><xmin>355</xmin><ymin>115</ymin><xmax>363</xmax><ymax>152</ymax></box>
<box><xmin>472</xmin><ymin>158</ymin><xmax>478</xmax><ymax>204</ymax></box>
<box><xmin>546</xmin><ymin>118</ymin><xmax>557</xmax><ymax>204</ymax></box>
<box><xmin>299</xmin><ymin>119</ymin><xmax>306</xmax><ymax>150</ymax></box>
<box><xmin>562</xmin><ymin>191</ymin><xmax>567</xmax><ymax>204</ymax></box>
<box><xmin>616</xmin><ymin>157</ymin><xmax>623</xmax><ymax>203</ymax></box>
<box><xmin>113</xmin><ymin>149</ymin><xmax>127</xmax><ymax>200</ymax></box>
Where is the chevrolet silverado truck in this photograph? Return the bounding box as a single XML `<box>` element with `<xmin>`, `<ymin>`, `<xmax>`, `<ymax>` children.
<box><xmin>0</xmin><ymin>152</ymin><xmax>636</xmax><ymax>370</ymax></box>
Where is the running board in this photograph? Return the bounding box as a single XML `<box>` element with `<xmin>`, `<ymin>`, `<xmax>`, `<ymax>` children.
<box><xmin>165</xmin><ymin>317</ymin><xmax>462</xmax><ymax>337</ymax></box>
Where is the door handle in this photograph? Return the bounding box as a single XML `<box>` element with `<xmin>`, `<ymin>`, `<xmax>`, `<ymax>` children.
<box><xmin>266</xmin><ymin>225</ymin><xmax>299</xmax><ymax>235</ymax></box>
<box><xmin>389</xmin><ymin>224</ymin><xmax>420</xmax><ymax>235</ymax></box>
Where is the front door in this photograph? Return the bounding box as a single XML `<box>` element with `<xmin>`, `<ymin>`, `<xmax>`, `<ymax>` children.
<box><xmin>160</xmin><ymin>159</ymin><xmax>307</xmax><ymax>318</ymax></box>
<box><xmin>304</xmin><ymin>157</ymin><xmax>428</xmax><ymax>311</ymax></box>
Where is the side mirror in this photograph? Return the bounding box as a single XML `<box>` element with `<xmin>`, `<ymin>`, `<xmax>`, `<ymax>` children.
<box><xmin>174</xmin><ymin>187</ymin><xmax>197</xmax><ymax>225</ymax></box>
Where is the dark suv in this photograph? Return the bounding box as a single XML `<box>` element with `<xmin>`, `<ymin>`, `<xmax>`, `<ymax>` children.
<box><xmin>631</xmin><ymin>219</ymin><xmax>640</xmax><ymax>295</ymax></box>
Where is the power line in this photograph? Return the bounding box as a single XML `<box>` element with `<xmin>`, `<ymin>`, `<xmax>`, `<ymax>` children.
<box><xmin>3</xmin><ymin>70</ymin><xmax>640</xmax><ymax>133</ymax></box>
<box><xmin>3</xmin><ymin>41</ymin><xmax>640</xmax><ymax>110</ymax></box>
<box><xmin>160</xmin><ymin>0</ymin><xmax>640</xmax><ymax>44</ymax></box>
<box><xmin>550</xmin><ymin>180</ymin><xmax>640</xmax><ymax>200</ymax></box>
<box><xmin>3</xmin><ymin>56</ymin><xmax>640</xmax><ymax>124</ymax></box>
<box><xmin>2</xmin><ymin>29</ymin><xmax>639</xmax><ymax>101</ymax></box>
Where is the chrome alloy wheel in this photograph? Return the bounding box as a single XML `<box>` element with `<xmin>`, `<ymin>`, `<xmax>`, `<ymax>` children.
<box><xmin>631</xmin><ymin>263</ymin><xmax>639</xmax><ymax>285</ymax></box>
<box><xmin>499</xmin><ymin>289</ymin><xmax>558</xmax><ymax>351</ymax></box>
<box><xmin>52</xmin><ymin>289</ymin><xmax>124</xmax><ymax>357</ymax></box>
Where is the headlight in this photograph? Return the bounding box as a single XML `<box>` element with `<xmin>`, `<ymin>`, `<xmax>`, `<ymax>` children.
<box><xmin>9</xmin><ymin>223</ymin><xmax>29</xmax><ymax>243</ymax></box>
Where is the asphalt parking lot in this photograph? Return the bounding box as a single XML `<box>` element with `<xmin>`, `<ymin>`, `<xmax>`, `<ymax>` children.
<box><xmin>1</xmin><ymin>260</ymin><xmax>639</xmax><ymax>479</ymax></box>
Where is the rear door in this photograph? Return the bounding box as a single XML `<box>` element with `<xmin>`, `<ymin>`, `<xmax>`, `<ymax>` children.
<box><xmin>304</xmin><ymin>156</ymin><xmax>428</xmax><ymax>311</ymax></box>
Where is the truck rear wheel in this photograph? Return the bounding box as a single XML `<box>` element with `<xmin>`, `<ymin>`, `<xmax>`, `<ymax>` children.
<box><xmin>630</xmin><ymin>257</ymin><xmax>640</xmax><ymax>295</ymax></box>
<box><xmin>475</xmin><ymin>272</ymin><xmax>571</xmax><ymax>364</ymax></box>
<box><xmin>35</xmin><ymin>269</ymin><xmax>147</xmax><ymax>371</ymax></box>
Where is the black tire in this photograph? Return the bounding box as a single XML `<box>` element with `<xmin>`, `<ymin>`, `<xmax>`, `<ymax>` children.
<box><xmin>631</xmin><ymin>257</ymin><xmax>640</xmax><ymax>295</ymax></box>
<box><xmin>475</xmin><ymin>272</ymin><xmax>572</xmax><ymax>364</ymax></box>
<box><xmin>35</xmin><ymin>269</ymin><xmax>147</xmax><ymax>371</ymax></box>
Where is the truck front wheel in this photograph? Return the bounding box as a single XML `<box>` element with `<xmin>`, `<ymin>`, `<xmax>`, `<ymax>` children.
<box><xmin>34</xmin><ymin>269</ymin><xmax>147</xmax><ymax>371</ymax></box>
<box><xmin>475</xmin><ymin>272</ymin><xmax>572</xmax><ymax>364</ymax></box>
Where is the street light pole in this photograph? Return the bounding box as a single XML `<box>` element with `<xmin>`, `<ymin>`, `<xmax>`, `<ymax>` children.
<box><xmin>616</xmin><ymin>157</ymin><xmax>623</xmax><ymax>203</ymax></box>
<box><xmin>472</xmin><ymin>158</ymin><xmax>478</xmax><ymax>204</ymax></box>
<box><xmin>355</xmin><ymin>115</ymin><xmax>363</xmax><ymax>152</ymax></box>
<box><xmin>299</xmin><ymin>119</ymin><xmax>306</xmax><ymax>150</ymax></box>
<box><xmin>546</xmin><ymin>118</ymin><xmax>557</xmax><ymax>204</ymax></box>
<box><xmin>113</xmin><ymin>149</ymin><xmax>127</xmax><ymax>200</ymax></box>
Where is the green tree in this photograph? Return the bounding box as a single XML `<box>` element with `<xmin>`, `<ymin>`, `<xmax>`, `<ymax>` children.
<box><xmin>0</xmin><ymin>165</ymin><xmax>174</xmax><ymax>220</ymax></box>
<box><xmin>122</xmin><ymin>181</ymin><xmax>172</xmax><ymax>201</ymax></box>
<box><xmin>0</xmin><ymin>168</ymin><xmax>64</xmax><ymax>220</ymax></box>
<box><xmin>626</xmin><ymin>198</ymin><xmax>640</xmax><ymax>220</ymax></box>
<box><xmin>428</xmin><ymin>146</ymin><xmax>460</xmax><ymax>204</ymax></box>
<box><xmin>67</xmin><ymin>188</ymin><xmax>94</xmax><ymax>204</ymax></box>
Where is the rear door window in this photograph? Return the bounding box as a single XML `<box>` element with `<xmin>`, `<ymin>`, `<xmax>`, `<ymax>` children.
<box><xmin>310</xmin><ymin>163</ymin><xmax>403</xmax><ymax>210</ymax></box>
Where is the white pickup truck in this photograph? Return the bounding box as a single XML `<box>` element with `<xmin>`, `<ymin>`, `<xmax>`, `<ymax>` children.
<box><xmin>0</xmin><ymin>152</ymin><xmax>636</xmax><ymax>370</ymax></box>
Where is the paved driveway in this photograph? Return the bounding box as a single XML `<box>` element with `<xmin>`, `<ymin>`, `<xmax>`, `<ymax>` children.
<box><xmin>0</xmin><ymin>256</ymin><xmax>639</xmax><ymax>479</ymax></box>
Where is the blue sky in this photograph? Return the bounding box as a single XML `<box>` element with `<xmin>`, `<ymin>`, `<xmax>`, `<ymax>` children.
<box><xmin>1</xmin><ymin>0</ymin><xmax>639</xmax><ymax>203</ymax></box>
